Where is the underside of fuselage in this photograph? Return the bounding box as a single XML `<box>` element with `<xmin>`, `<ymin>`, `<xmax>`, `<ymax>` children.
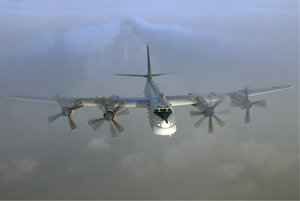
<box><xmin>150</xmin><ymin>111</ymin><xmax>177</xmax><ymax>135</ymax></box>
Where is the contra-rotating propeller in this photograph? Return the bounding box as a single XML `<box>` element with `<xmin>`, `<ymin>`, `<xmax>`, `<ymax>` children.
<box><xmin>47</xmin><ymin>95</ymin><xmax>82</xmax><ymax>131</ymax></box>
<box><xmin>231</xmin><ymin>86</ymin><xmax>267</xmax><ymax>124</ymax></box>
<box><xmin>190</xmin><ymin>100</ymin><xmax>230</xmax><ymax>134</ymax></box>
<box><xmin>87</xmin><ymin>102</ymin><xmax>129</xmax><ymax>137</ymax></box>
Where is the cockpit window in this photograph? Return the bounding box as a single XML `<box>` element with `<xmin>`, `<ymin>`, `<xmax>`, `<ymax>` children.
<box><xmin>154</xmin><ymin>105</ymin><xmax>172</xmax><ymax>123</ymax></box>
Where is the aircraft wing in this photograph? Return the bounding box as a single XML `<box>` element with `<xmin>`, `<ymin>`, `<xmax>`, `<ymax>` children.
<box><xmin>8</xmin><ymin>85</ymin><xmax>292</xmax><ymax>108</ymax></box>
<box><xmin>7</xmin><ymin>95</ymin><xmax>149</xmax><ymax>108</ymax></box>
<box><xmin>7</xmin><ymin>95</ymin><xmax>149</xmax><ymax>134</ymax></box>
<box><xmin>238</xmin><ymin>85</ymin><xmax>293</xmax><ymax>97</ymax></box>
<box><xmin>166</xmin><ymin>85</ymin><xmax>293</xmax><ymax>106</ymax></box>
<box><xmin>8</xmin><ymin>95</ymin><xmax>96</xmax><ymax>106</ymax></box>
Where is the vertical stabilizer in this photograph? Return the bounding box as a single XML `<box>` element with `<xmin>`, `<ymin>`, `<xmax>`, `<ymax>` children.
<box><xmin>147</xmin><ymin>45</ymin><xmax>152</xmax><ymax>80</ymax></box>
<box><xmin>114</xmin><ymin>46</ymin><xmax>170</xmax><ymax>79</ymax></box>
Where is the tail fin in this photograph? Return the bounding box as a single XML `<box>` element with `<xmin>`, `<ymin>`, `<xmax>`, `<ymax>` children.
<box><xmin>147</xmin><ymin>45</ymin><xmax>152</xmax><ymax>80</ymax></box>
<box><xmin>114</xmin><ymin>46</ymin><xmax>170</xmax><ymax>79</ymax></box>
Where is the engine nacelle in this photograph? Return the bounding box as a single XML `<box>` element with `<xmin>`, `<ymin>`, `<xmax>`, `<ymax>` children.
<box><xmin>95</xmin><ymin>96</ymin><xmax>121</xmax><ymax>112</ymax></box>
<box><xmin>207</xmin><ymin>92</ymin><xmax>219</xmax><ymax>102</ymax></box>
<box><xmin>229</xmin><ymin>92</ymin><xmax>245</xmax><ymax>104</ymax></box>
<box><xmin>193</xmin><ymin>96</ymin><xmax>209</xmax><ymax>112</ymax></box>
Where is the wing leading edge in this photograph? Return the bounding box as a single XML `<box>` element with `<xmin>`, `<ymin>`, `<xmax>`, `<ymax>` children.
<box><xmin>8</xmin><ymin>85</ymin><xmax>292</xmax><ymax>110</ymax></box>
<box><xmin>7</xmin><ymin>95</ymin><xmax>149</xmax><ymax>108</ymax></box>
<box><xmin>166</xmin><ymin>85</ymin><xmax>293</xmax><ymax>107</ymax></box>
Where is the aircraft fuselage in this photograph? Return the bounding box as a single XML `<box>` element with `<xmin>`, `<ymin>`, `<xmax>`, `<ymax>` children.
<box><xmin>144</xmin><ymin>78</ymin><xmax>176</xmax><ymax>136</ymax></box>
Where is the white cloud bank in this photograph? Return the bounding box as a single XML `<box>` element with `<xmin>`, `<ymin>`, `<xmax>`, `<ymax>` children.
<box><xmin>0</xmin><ymin>157</ymin><xmax>38</xmax><ymax>182</ymax></box>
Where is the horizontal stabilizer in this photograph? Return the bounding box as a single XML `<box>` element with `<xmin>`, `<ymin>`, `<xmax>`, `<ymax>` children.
<box><xmin>114</xmin><ymin>73</ymin><xmax>170</xmax><ymax>78</ymax></box>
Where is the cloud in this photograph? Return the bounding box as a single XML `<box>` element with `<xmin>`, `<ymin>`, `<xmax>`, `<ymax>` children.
<box><xmin>161</xmin><ymin>136</ymin><xmax>298</xmax><ymax>176</ymax></box>
<box><xmin>86</xmin><ymin>137</ymin><xmax>111</xmax><ymax>152</ymax></box>
<box><xmin>0</xmin><ymin>0</ymin><xmax>298</xmax><ymax>199</ymax></box>
<box><xmin>215</xmin><ymin>163</ymin><xmax>246</xmax><ymax>182</ymax></box>
<box><xmin>0</xmin><ymin>157</ymin><xmax>38</xmax><ymax>182</ymax></box>
<box><xmin>3</xmin><ymin>20</ymin><xmax>121</xmax><ymax>69</ymax></box>
<box><xmin>121</xmin><ymin>152</ymin><xmax>160</xmax><ymax>179</ymax></box>
<box><xmin>118</xmin><ymin>134</ymin><xmax>298</xmax><ymax>197</ymax></box>
<box><xmin>66</xmin><ymin>165</ymin><xmax>81</xmax><ymax>175</ymax></box>
<box><xmin>122</xmin><ymin>17</ymin><xmax>229</xmax><ymax>64</ymax></box>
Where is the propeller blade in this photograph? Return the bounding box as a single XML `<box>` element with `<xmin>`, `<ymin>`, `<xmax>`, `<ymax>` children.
<box><xmin>208</xmin><ymin>116</ymin><xmax>214</xmax><ymax>134</ymax></box>
<box><xmin>47</xmin><ymin>113</ymin><xmax>62</xmax><ymax>123</ymax></box>
<box><xmin>88</xmin><ymin>118</ymin><xmax>105</xmax><ymax>131</ymax></box>
<box><xmin>116</xmin><ymin>108</ymin><xmax>130</xmax><ymax>116</ymax></box>
<box><xmin>194</xmin><ymin>116</ymin><xmax>206</xmax><ymax>128</ymax></box>
<box><xmin>67</xmin><ymin>116</ymin><xmax>77</xmax><ymax>131</ymax></box>
<box><xmin>216</xmin><ymin>109</ymin><xmax>231</xmax><ymax>115</ymax></box>
<box><xmin>190</xmin><ymin>110</ymin><xmax>204</xmax><ymax>117</ymax></box>
<box><xmin>212</xmin><ymin>100</ymin><xmax>222</xmax><ymax>109</ymax></box>
<box><xmin>97</xmin><ymin>103</ymin><xmax>106</xmax><ymax>113</ymax></box>
<box><xmin>244</xmin><ymin>85</ymin><xmax>249</xmax><ymax>100</ymax></box>
<box><xmin>245</xmin><ymin>108</ymin><xmax>251</xmax><ymax>124</ymax></box>
<box><xmin>213</xmin><ymin>116</ymin><xmax>226</xmax><ymax>127</ymax></box>
<box><xmin>112</xmin><ymin>120</ymin><xmax>126</xmax><ymax>135</ymax></box>
<box><xmin>109</xmin><ymin>121</ymin><xmax>118</xmax><ymax>138</ymax></box>
<box><xmin>252</xmin><ymin>100</ymin><xmax>267</xmax><ymax>108</ymax></box>
<box><xmin>230</xmin><ymin>102</ymin><xmax>240</xmax><ymax>107</ymax></box>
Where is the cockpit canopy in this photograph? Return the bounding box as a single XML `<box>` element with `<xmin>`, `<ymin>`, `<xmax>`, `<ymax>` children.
<box><xmin>153</xmin><ymin>105</ymin><xmax>172</xmax><ymax>123</ymax></box>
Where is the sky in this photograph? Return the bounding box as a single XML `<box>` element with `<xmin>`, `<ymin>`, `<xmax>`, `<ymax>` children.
<box><xmin>0</xmin><ymin>0</ymin><xmax>299</xmax><ymax>200</ymax></box>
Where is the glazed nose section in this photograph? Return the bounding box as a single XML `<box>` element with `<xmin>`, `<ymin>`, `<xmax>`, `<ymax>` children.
<box><xmin>153</xmin><ymin>106</ymin><xmax>173</xmax><ymax>123</ymax></box>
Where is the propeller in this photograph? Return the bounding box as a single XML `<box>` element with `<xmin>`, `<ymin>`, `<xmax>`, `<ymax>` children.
<box><xmin>231</xmin><ymin>86</ymin><xmax>267</xmax><ymax>124</ymax></box>
<box><xmin>87</xmin><ymin>104</ymin><xmax>129</xmax><ymax>137</ymax></box>
<box><xmin>47</xmin><ymin>95</ymin><xmax>82</xmax><ymax>131</ymax></box>
<box><xmin>190</xmin><ymin>100</ymin><xmax>230</xmax><ymax>134</ymax></box>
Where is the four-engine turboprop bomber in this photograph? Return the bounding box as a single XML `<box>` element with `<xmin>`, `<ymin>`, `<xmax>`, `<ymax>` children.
<box><xmin>9</xmin><ymin>46</ymin><xmax>292</xmax><ymax>137</ymax></box>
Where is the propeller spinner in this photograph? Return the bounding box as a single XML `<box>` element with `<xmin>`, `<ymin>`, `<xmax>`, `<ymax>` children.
<box><xmin>47</xmin><ymin>95</ymin><xmax>82</xmax><ymax>131</ymax></box>
<box><xmin>231</xmin><ymin>86</ymin><xmax>267</xmax><ymax>124</ymax></box>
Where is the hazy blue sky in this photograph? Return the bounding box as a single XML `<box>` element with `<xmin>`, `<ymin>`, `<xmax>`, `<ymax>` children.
<box><xmin>0</xmin><ymin>0</ymin><xmax>298</xmax><ymax>199</ymax></box>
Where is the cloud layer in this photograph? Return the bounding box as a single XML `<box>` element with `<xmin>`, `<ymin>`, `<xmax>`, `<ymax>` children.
<box><xmin>0</xmin><ymin>0</ymin><xmax>298</xmax><ymax>200</ymax></box>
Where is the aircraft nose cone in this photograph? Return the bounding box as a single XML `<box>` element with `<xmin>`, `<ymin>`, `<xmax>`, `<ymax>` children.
<box><xmin>160</xmin><ymin>121</ymin><xmax>171</xmax><ymax>128</ymax></box>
